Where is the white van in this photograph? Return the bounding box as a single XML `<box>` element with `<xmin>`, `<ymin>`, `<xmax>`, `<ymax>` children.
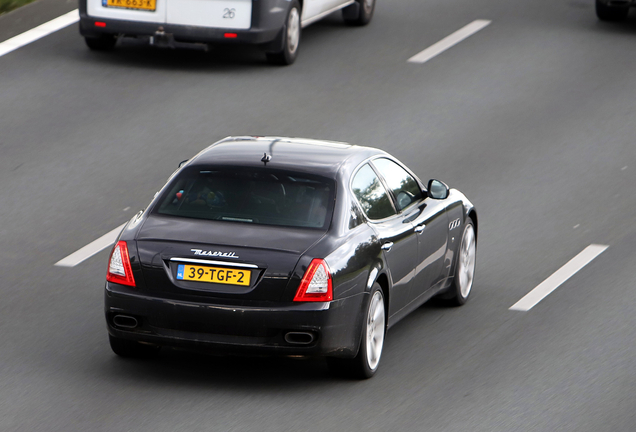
<box><xmin>79</xmin><ymin>0</ymin><xmax>375</xmax><ymax>64</ymax></box>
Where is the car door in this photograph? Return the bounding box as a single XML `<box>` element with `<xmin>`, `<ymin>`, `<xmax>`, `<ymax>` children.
<box><xmin>371</xmin><ymin>158</ymin><xmax>448</xmax><ymax>303</ymax></box>
<box><xmin>409</xmin><ymin>198</ymin><xmax>448</xmax><ymax>299</ymax></box>
<box><xmin>351</xmin><ymin>163</ymin><xmax>418</xmax><ymax>318</ymax></box>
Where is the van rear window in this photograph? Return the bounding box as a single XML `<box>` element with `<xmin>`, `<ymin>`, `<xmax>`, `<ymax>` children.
<box><xmin>155</xmin><ymin>168</ymin><xmax>334</xmax><ymax>229</ymax></box>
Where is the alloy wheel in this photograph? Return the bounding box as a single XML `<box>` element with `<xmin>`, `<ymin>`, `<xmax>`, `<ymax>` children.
<box><xmin>365</xmin><ymin>290</ymin><xmax>385</xmax><ymax>370</ymax></box>
<box><xmin>458</xmin><ymin>224</ymin><xmax>476</xmax><ymax>298</ymax></box>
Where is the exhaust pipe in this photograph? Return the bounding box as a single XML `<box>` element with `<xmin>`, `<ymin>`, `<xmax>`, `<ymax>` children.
<box><xmin>285</xmin><ymin>332</ymin><xmax>315</xmax><ymax>345</ymax></box>
<box><xmin>113</xmin><ymin>315</ymin><xmax>138</xmax><ymax>329</ymax></box>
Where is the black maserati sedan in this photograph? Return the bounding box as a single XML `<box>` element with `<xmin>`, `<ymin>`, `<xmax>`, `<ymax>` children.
<box><xmin>106</xmin><ymin>136</ymin><xmax>477</xmax><ymax>378</ymax></box>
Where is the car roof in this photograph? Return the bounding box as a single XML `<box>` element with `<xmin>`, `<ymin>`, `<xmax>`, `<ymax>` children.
<box><xmin>190</xmin><ymin>136</ymin><xmax>386</xmax><ymax>179</ymax></box>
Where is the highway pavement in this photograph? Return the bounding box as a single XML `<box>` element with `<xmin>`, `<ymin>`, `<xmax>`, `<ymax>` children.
<box><xmin>1</xmin><ymin>0</ymin><xmax>636</xmax><ymax>430</ymax></box>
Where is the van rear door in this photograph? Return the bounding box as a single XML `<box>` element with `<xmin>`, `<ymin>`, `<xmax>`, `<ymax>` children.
<box><xmin>166</xmin><ymin>0</ymin><xmax>252</xmax><ymax>29</ymax></box>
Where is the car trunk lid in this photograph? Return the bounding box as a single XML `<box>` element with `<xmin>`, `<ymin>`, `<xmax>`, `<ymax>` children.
<box><xmin>135</xmin><ymin>215</ymin><xmax>325</xmax><ymax>302</ymax></box>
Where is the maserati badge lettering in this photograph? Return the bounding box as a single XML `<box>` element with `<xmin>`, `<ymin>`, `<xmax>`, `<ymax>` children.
<box><xmin>191</xmin><ymin>249</ymin><xmax>239</xmax><ymax>259</ymax></box>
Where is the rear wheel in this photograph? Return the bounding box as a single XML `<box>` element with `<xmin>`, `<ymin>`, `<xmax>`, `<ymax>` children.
<box><xmin>266</xmin><ymin>1</ymin><xmax>301</xmax><ymax>65</ymax></box>
<box><xmin>444</xmin><ymin>221</ymin><xmax>476</xmax><ymax>306</ymax></box>
<box><xmin>342</xmin><ymin>0</ymin><xmax>375</xmax><ymax>26</ymax></box>
<box><xmin>596</xmin><ymin>0</ymin><xmax>629</xmax><ymax>21</ymax></box>
<box><xmin>327</xmin><ymin>283</ymin><xmax>385</xmax><ymax>379</ymax></box>
<box><xmin>109</xmin><ymin>334</ymin><xmax>160</xmax><ymax>358</ymax></box>
<box><xmin>85</xmin><ymin>34</ymin><xmax>117</xmax><ymax>51</ymax></box>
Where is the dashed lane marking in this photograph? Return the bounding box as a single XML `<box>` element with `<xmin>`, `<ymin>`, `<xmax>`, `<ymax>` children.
<box><xmin>55</xmin><ymin>223</ymin><xmax>127</xmax><ymax>267</ymax></box>
<box><xmin>408</xmin><ymin>19</ymin><xmax>491</xmax><ymax>64</ymax></box>
<box><xmin>0</xmin><ymin>9</ymin><xmax>79</xmax><ymax>58</ymax></box>
<box><xmin>509</xmin><ymin>244</ymin><xmax>609</xmax><ymax>312</ymax></box>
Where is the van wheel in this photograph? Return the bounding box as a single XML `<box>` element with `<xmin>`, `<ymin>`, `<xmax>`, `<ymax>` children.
<box><xmin>266</xmin><ymin>0</ymin><xmax>301</xmax><ymax>65</ymax></box>
<box><xmin>85</xmin><ymin>35</ymin><xmax>117</xmax><ymax>51</ymax></box>
<box><xmin>343</xmin><ymin>0</ymin><xmax>375</xmax><ymax>26</ymax></box>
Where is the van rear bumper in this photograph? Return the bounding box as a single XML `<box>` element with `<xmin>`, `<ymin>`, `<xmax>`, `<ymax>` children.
<box><xmin>79</xmin><ymin>13</ymin><xmax>281</xmax><ymax>45</ymax></box>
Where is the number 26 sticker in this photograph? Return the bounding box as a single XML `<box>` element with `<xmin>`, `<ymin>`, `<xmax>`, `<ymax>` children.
<box><xmin>223</xmin><ymin>8</ymin><xmax>235</xmax><ymax>18</ymax></box>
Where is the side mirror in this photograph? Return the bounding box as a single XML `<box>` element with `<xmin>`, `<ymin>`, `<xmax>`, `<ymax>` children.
<box><xmin>427</xmin><ymin>179</ymin><xmax>449</xmax><ymax>200</ymax></box>
<box><xmin>178</xmin><ymin>159</ymin><xmax>189</xmax><ymax>168</ymax></box>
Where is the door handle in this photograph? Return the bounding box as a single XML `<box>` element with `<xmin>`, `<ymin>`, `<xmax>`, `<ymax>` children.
<box><xmin>381</xmin><ymin>242</ymin><xmax>393</xmax><ymax>251</ymax></box>
<box><xmin>414</xmin><ymin>224</ymin><xmax>426</xmax><ymax>234</ymax></box>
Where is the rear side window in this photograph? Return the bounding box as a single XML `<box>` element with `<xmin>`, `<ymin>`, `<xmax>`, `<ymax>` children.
<box><xmin>372</xmin><ymin>158</ymin><xmax>423</xmax><ymax>211</ymax></box>
<box><xmin>349</xmin><ymin>200</ymin><xmax>365</xmax><ymax>229</ymax></box>
<box><xmin>155</xmin><ymin>168</ymin><xmax>334</xmax><ymax>229</ymax></box>
<box><xmin>351</xmin><ymin>164</ymin><xmax>396</xmax><ymax>220</ymax></box>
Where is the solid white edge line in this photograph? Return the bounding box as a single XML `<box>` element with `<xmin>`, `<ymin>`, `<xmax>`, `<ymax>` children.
<box><xmin>509</xmin><ymin>244</ymin><xmax>609</xmax><ymax>312</ymax></box>
<box><xmin>0</xmin><ymin>9</ymin><xmax>79</xmax><ymax>58</ymax></box>
<box><xmin>55</xmin><ymin>223</ymin><xmax>127</xmax><ymax>267</ymax></box>
<box><xmin>407</xmin><ymin>19</ymin><xmax>491</xmax><ymax>64</ymax></box>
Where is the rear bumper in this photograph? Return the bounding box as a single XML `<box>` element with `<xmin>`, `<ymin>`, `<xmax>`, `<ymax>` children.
<box><xmin>105</xmin><ymin>283</ymin><xmax>367</xmax><ymax>358</ymax></box>
<box><xmin>79</xmin><ymin>13</ymin><xmax>281</xmax><ymax>45</ymax></box>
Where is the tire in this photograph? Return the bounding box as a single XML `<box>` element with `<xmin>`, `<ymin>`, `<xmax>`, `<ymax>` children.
<box><xmin>342</xmin><ymin>0</ymin><xmax>375</xmax><ymax>26</ymax></box>
<box><xmin>266</xmin><ymin>1</ymin><xmax>301</xmax><ymax>65</ymax></box>
<box><xmin>444</xmin><ymin>220</ymin><xmax>476</xmax><ymax>306</ymax></box>
<box><xmin>327</xmin><ymin>283</ymin><xmax>386</xmax><ymax>379</ymax></box>
<box><xmin>596</xmin><ymin>0</ymin><xmax>629</xmax><ymax>21</ymax></box>
<box><xmin>85</xmin><ymin>35</ymin><xmax>117</xmax><ymax>51</ymax></box>
<box><xmin>109</xmin><ymin>334</ymin><xmax>160</xmax><ymax>358</ymax></box>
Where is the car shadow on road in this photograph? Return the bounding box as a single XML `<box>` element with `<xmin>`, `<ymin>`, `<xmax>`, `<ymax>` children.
<box><xmin>593</xmin><ymin>12</ymin><xmax>636</xmax><ymax>34</ymax></box>
<box><xmin>76</xmin><ymin>14</ymin><xmax>351</xmax><ymax>73</ymax></box>
<box><xmin>96</xmin><ymin>296</ymin><xmax>461</xmax><ymax>390</ymax></box>
<box><xmin>79</xmin><ymin>41</ymin><xmax>273</xmax><ymax>73</ymax></box>
<box><xmin>103</xmin><ymin>349</ymin><xmax>338</xmax><ymax>389</ymax></box>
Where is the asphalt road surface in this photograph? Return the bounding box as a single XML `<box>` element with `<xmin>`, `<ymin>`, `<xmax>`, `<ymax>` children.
<box><xmin>1</xmin><ymin>0</ymin><xmax>636</xmax><ymax>430</ymax></box>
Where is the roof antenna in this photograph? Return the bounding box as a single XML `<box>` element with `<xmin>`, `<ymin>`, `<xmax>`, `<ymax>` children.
<box><xmin>261</xmin><ymin>153</ymin><xmax>271</xmax><ymax>165</ymax></box>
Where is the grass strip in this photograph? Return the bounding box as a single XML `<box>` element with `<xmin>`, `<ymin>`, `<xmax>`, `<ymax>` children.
<box><xmin>0</xmin><ymin>0</ymin><xmax>37</xmax><ymax>15</ymax></box>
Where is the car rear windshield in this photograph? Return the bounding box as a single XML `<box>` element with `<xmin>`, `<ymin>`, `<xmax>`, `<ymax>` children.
<box><xmin>155</xmin><ymin>167</ymin><xmax>335</xmax><ymax>229</ymax></box>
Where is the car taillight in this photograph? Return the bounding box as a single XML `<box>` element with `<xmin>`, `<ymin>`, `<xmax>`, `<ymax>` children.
<box><xmin>293</xmin><ymin>259</ymin><xmax>332</xmax><ymax>302</ymax></box>
<box><xmin>107</xmin><ymin>241</ymin><xmax>136</xmax><ymax>287</ymax></box>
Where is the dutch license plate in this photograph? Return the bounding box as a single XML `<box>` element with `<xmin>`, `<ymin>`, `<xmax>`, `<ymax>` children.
<box><xmin>177</xmin><ymin>264</ymin><xmax>251</xmax><ymax>286</ymax></box>
<box><xmin>105</xmin><ymin>0</ymin><xmax>156</xmax><ymax>11</ymax></box>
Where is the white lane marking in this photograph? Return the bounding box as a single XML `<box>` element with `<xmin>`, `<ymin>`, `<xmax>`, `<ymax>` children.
<box><xmin>0</xmin><ymin>9</ymin><xmax>79</xmax><ymax>58</ymax></box>
<box><xmin>55</xmin><ymin>223</ymin><xmax>127</xmax><ymax>267</ymax></box>
<box><xmin>407</xmin><ymin>19</ymin><xmax>491</xmax><ymax>64</ymax></box>
<box><xmin>509</xmin><ymin>244</ymin><xmax>609</xmax><ymax>312</ymax></box>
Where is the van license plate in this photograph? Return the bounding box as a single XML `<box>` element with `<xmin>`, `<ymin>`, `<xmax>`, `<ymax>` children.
<box><xmin>105</xmin><ymin>0</ymin><xmax>156</xmax><ymax>11</ymax></box>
